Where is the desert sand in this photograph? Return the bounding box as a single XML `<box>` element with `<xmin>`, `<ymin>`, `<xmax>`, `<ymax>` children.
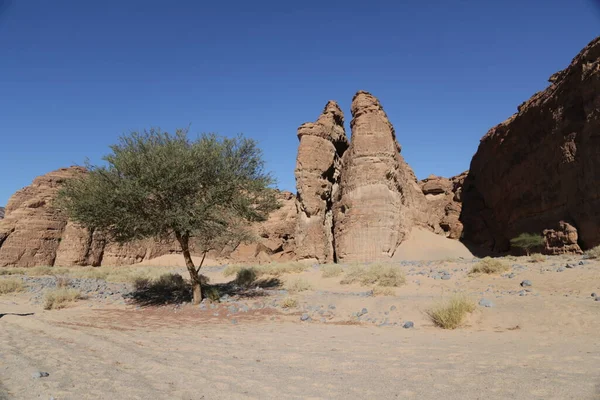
<box><xmin>2</xmin><ymin>252</ymin><xmax>600</xmax><ymax>400</ymax></box>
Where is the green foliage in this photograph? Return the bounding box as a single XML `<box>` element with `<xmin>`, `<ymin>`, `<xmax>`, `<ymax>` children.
<box><xmin>510</xmin><ymin>233</ymin><xmax>544</xmax><ymax>254</ymax></box>
<box><xmin>56</xmin><ymin>129</ymin><xmax>278</xmax><ymax>248</ymax></box>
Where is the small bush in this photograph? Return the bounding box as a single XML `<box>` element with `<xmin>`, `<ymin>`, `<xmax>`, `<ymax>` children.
<box><xmin>285</xmin><ymin>277</ymin><xmax>313</xmax><ymax>293</ymax></box>
<box><xmin>235</xmin><ymin>268</ymin><xmax>257</xmax><ymax>287</ymax></box>
<box><xmin>131</xmin><ymin>273</ymin><xmax>191</xmax><ymax>306</ymax></box>
<box><xmin>204</xmin><ymin>286</ymin><xmax>221</xmax><ymax>302</ymax></box>
<box><xmin>281</xmin><ymin>297</ymin><xmax>298</xmax><ymax>308</ymax></box>
<box><xmin>585</xmin><ymin>245</ymin><xmax>600</xmax><ymax>259</ymax></box>
<box><xmin>321</xmin><ymin>264</ymin><xmax>344</xmax><ymax>278</ymax></box>
<box><xmin>470</xmin><ymin>257</ymin><xmax>509</xmax><ymax>274</ymax></box>
<box><xmin>223</xmin><ymin>262</ymin><xmax>308</xmax><ymax>278</ymax></box>
<box><xmin>529</xmin><ymin>253</ymin><xmax>546</xmax><ymax>263</ymax></box>
<box><xmin>44</xmin><ymin>288</ymin><xmax>83</xmax><ymax>310</ymax></box>
<box><xmin>0</xmin><ymin>279</ymin><xmax>24</xmax><ymax>294</ymax></box>
<box><xmin>373</xmin><ymin>286</ymin><xmax>396</xmax><ymax>296</ymax></box>
<box><xmin>426</xmin><ymin>294</ymin><xmax>476</xmax><ymax>329</ymax></box>
<box><xmin>340</xmin><ymin>264</ymin><xmax>405</xmax><ymax>287</ymax></box>
<box><xmin>56</xmin><ymin>276</ymin><xmax>71</xmax><ymax>288</ymax></box>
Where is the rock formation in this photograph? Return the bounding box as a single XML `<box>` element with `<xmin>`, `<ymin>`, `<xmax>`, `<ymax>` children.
<box><xmin>543</xmin><ymin>221</ymin><xmax>582</xmax><ymax>255</ymax></box>
<box><xmin>419</xmin><ymin>172</ymin><xmax>467</xmax><ymax>239</ymax></box>
<box><xmin>294</xmin><ymin>101</ymin><xmax>348</xmax><ymax>263</ymax></box>
<box><xmin>461</xmin><ymin>37</ymin><xmax>600</xmax><ymax>252</ymax></box>
<box><xmin>0</xmin><ymin>167</ymin><xmax>297</xmax><ymax>267</ymax></box>
<box><xmin>0</xmin><ymin>207</ymin><xmax>4</xmax><ymax>219</ymax></box>
<box><xmin>333</xmin><ymin>91</ymin><xmax>438</xmax><ymax>262</ymax></box>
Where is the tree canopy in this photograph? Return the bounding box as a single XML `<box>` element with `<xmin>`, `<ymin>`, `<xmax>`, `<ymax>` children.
<box><xmin>510</xmin><ymin>233</ymin><xmax>544</xmax><ymax>255</ymax></box>
<box><xmin>57</xmin><ymin>128</ymin><xmax>279</xmax><ymax>304</ymax></box>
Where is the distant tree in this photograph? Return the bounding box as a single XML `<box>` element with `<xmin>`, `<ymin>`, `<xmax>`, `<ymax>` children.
<box><xmin>510</xmin><ymin>233</ymin><xmax>544</xmax><ymax>256</ymax></box>
<box><xmin>56</xmin><ymin>128</ymin><xmax>278</xmax><ymax>304</ymax></box>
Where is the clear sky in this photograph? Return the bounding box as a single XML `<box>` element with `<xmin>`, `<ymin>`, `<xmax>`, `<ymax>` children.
<box><xmin>1</xmin><ymin>0</ymin><xmax>599</xmax><ymax>206</ymax></box>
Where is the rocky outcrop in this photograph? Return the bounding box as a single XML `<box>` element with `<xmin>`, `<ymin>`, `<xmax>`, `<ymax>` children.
<box><xmin>543</xmin><ymin>221</ymin><xmax>582</xmax><ymax>255</ymax></box>
<box><xmin>0</xmin><ymin>207</ymin><xmax>4</xmax><ymax>219</ymax></box>
<box><xmin>294</xmin><ymin>101</ymin><xmax>348</xmax><ymax>263</ymax></box>
<box><xmin>420</xmin><ymin>172</ymin><xmax>467</xmax><ymax>239</ymax></box>
<box><xmin>0</xmin><ymin>167</ymin><xmax>86</xmax><ymax>267</ymax></box>
<box><xmin>0</xmin><ymin>168</ymin><xmax>296</xmax><ymax>268</ymax></box>
<box><xmin>461</xmin><ymin>37</ymin><xmax>600</xmax><ymax>252</ymax></box>
<box><xmin>333</xmin><ymin>91</ymin><xmax>438</xmax><ymax>262</ymax></box>
<box><xmin>229</xmin><ymin>191</ymin><xmax>297</xmax><ymax>263</ymax></box>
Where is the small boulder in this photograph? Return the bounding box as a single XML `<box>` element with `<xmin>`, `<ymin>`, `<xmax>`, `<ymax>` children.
<box><xmin>402</xmin><ymin>321</ymin><xmax>414</xmax><ymax>329</ymax></box>
<box><xmin>478</xmin><ymin>298</ymin><xmax>494</xmax><ymax>308</ymax></box>
<box><xmin>32</xmin><ymin>371</ymin><xmax>49</xmax><ymax>379</ymax></box>
<box><xmin>520</xmin><ymin>280</ymin><xmax>533</xmax><ymax>287</ymax></box>
<box><xmin>300</xmin><ymin>313</ymin><xmax>311</xmax><ymax>321</ymax></box>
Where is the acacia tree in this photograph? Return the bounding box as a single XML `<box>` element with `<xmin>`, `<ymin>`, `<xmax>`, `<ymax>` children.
<box><xmin>510</xmin><ymin>233</ymin><xmax>544</xmax><ymax>256</ymax></box>
<box><xmin>57</xmin><ymin>128</ymin><xmax>278</xmax><ymax>304</ymax></box>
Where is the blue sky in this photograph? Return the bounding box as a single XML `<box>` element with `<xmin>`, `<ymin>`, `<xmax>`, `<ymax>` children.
<box><xmin>0</xmin><ymin>0</ymin><xmax>599</xmax><ymax>206</ymax></box>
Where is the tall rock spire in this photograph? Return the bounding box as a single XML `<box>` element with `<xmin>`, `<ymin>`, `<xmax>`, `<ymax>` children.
<box><xmin>333</xmin><ymin>91</ymin><xmax>435</xmax><ymax>262</ymax></box>
<box><xmin>294</xmin><ymin>101</ymin><xmax>348</xmax><ymax>262</ymax></box>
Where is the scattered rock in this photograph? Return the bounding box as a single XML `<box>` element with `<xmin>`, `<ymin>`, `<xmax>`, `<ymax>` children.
<box><xmin>300</xmin><ymin>313</ymin><xmax>311</xmax><ymax>321</ymax></box>
<box><xmin>478</xmin><ymin>298</ymin><xmax>494</xmax><ymax>308</ymax></box>
<box><xmin>361</xmin><ymin>308</ymin><xmax>368</xmax><ymax>315</ymax></box>
<box><xmin>32</xmin><ymin>371</ymin><xmax>49</xmax><ymax>379</ymax></box>
<box><xmin>520</xmin><ymin>280</ymin><xmax>532</xmax><ymax>287</ymax></box>
<box><xmin>557</xmin><ymin>267</ymin><xmax>566</xmax><ymax>272</ymax></box>
<box><xmin>592</xmin><ymin>293</ymin><xmax>597</xmax><ymax>298</ymax></box>
<box><xmin>390</xmin><ymin>305</ymin><xmax>397</xmax><ymax>311</ymax></box>
<box><xmin>402</xmin><ymin>321</ymin><xmax>414</xmax><ymax>329</ymax></box>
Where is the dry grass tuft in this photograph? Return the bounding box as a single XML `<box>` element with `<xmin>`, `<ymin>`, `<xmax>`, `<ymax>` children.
<box><xmin>0</xmin><ymin>278</ymin><xmax>24</xmax><ymax>294</ymax></box>
<box><xmin>321</xmin><ymin>264</ymin><xmax>344</xmax><ymax>278</ymax></box>
<box><xmin>470</xmin><ymin>257</ymin><xmax>509</xmax><ymax>274</ymax></box>
<box><xmin>285</xmin><ymin>277</ymin><xmax>313</xmax><ymax>293</ymax></box>
<box><xmin>426</xmin><ymin>294</ymin><xmax>476</xmax><ymax>329</ymax></box>
<box><xmin>585</xmin><ymin>245</ymin><xmax>600</xmax><ymax>259</ymax></box>
<box><xmin>223</xmin><ymin>262</ymin><xmax>308</xmax><ymax>279</ymax></box>
<box><xmin>529</xmin><ymin>253</ymin><xmax>546</xmax><ymax>263</ymax></box>
<box><xmin>340</xmin><ymin>264</ymin><xmax>405</xmax><ymax>287</ymax></box>
<box><xmin>281</xmin><ymin>296</ymin><xmax>298</xmax><ymax>308</ymax></box>
<box><xmin>67</xmin><ymin>265</ymin><xmax>176</xmax><ymax>283</ymax></box>
<box><xmin>373</xmin><ymin>286</ymin><xmax>396</xmax><ymax>296</ymax></box>
<box><xmin>0</xmin><ymin>268</ymin><xmax>26</xmax><ymax>276</ymax></box>
<box><xmin>44</xmin><ymin>288</ymin><xmax>84</xmax><ymax>310</ymax></box>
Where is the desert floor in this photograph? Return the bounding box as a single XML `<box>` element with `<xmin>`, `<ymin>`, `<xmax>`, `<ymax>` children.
<box><xmin>1</xmin><ymin>255</ymin><xmax>600</xmax><ymax>400</ymax></box>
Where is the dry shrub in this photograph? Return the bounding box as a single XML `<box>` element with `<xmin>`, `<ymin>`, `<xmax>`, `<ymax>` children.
<box><xmin>340</xmin><ymin>264</ymin><xmax>405</xmax><ymax>287</ymax></box>
<box><xmin>529</xmin><ymin>253</ymin><xmax>546</xmax><ymax>263</ymax></box>
<box><xmin>67</xmin><ymin>265</ymin><xmax>180</xmax><ymax>283</ymax></box>
<box><xmin>426</xmin><ymin>294</ymin><xmax>475</xmax><ymax>329</ymax></box>
<box><xmin>235</xmin><ymin>268</ymin><xmax>257</xmax><ymax>287</ymax></box>
<box><xmin>281</xmin><ymin>296</ymin><xmax>298</xmax><ymax>308</ymax></box>
<box><xmin>470</xmin><ymin>257</ymin><xmax>509</xmax><ymax>274</ymax></box>
<box><xmin>44</xmin><ymin>288</ymin><xmax>83</xmax><ymax>310</ymax></box>
<box><xmin>131</xmin><ymin>273</ymin><xmax>192</xmax><ymax>305</ymax></box>
<box><xmin>0</xmin><ymin>268</ymin><xmax>26</xmax><ymax>276</ymax></box>
<box><xmin>223</xmin><ymin>262</ymin><xmax>308</xmax><ymax>279</ymax></box>
<box><xmin>26</xmin><ymin>266</ymin><xmax>70</xmax><ymax>276</ymax></box>
<box><xmin>56</xmin><ymin>276</ymin><xmax>71</xmax><ymax>288</ymax></box>
<box><xmin>585</xmin><ymin>245</ymin><xmax>600</xmax><ymax>259</ymax></box>
<box><xmin>373</xmin><ymin>286</ymin><xmax>396</xmax><ymax>296</ymax></box>
<box><xmin>285</xmin><ymin>277</ymin><xmax>313</xmax><ymax>293</ymax></box>
<box><xmin>321</xmin><ymin>264</ymin><xmax>344</xmax><ymax>278</ymax></box>
<box><xmin>0</xmin><ymin>279</ymin><xmax>24</xmax><ymax>294</ymax></box>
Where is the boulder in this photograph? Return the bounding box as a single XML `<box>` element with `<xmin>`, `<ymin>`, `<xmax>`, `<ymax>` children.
<box><xmin>294</xmin><ymin>101</ymin><xmax>348</xmax><ymax>263</ymax></box>
<box><xmin>333</xmin><ymin>91</ymin><xmax>437</xmax><ymax>262</ymax></box>
<box><xmin>543</xmin><ymin>221</ymin><xmax>582</xmax><ymax>255</ymax></box>
<box><xmin>461</xmin><ymin>37</ymin><xmax>600</xmax><ymax>252</ymax></box>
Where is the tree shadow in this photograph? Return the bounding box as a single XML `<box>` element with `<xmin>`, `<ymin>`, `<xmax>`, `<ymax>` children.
<box><xmin>128</xmin><ymin>273</ymin><xmax>282</xmax><ymax>306</ymax></box>
<box><xmin>0</xmin><ymin>312</ymin><xmax>34</xmax><ymax>319</ymax></box>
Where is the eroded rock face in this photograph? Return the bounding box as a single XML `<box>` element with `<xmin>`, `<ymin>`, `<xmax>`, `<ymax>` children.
<box><xmin>333</xmin><ymin>91</ymin><xmax>436</xmax><ymax>262</ymax></box>
<box><xmin>461</xmin><ymin>37</ymin><xmax>600</xmax><ymax>252</ymax></box>
<box><xmin>294</xmin><ymin>101</ymin><xmax>348</xmax><ymax>263</ymax></box>
<box><xmin>420</xmin><ymin>172</ymin><xmax>467</xmax><ymax>239</ymax></box>
<box><xmin>543</xmin><ymin>221</ymin><xmax>582</xmax><ymax>255</ymax></box>
<box><xmin>0</xmin><ymin>168</ymin><xmax>85</xmax><ymax>267</ymax></box>
<box><xmin>0</xmin><ymin>168</ymin><xmax>296</xmax><ymax>268</ymax></box>
<box><xmin>0</xmin><ymin>207</ymin><xmax>4</xmax><ymax>219</ymax></box>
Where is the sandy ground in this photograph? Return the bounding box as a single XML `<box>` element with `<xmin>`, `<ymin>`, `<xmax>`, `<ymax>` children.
<box><xmin>2</xmin><ymin>255</ymin><xmax>600</xmax><ymax>400</ymax></box>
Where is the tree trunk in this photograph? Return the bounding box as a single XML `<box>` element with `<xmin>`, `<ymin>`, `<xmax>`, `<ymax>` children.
<box><xmin>175</xmin><ymin>231</ymin><xmax>202</xmax><ymax>305</ymax></box>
